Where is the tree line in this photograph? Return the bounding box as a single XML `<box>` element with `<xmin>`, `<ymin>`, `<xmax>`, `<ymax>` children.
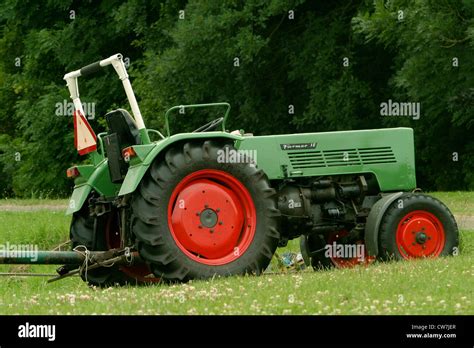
<box><xmin>0</xmin><ymin>0</ymin><xmax>472</xmax><ymax>197</ymax></box>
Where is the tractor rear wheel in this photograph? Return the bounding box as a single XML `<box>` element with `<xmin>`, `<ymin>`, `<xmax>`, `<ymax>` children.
<box><xmin>301</xmin><ymin>230</ymin><xmax>374</xmax><ymax>270</ymax></box>
<box><xmin>300</xmin><ymin>234</ymin><xmax>327</xmax><ymax>269</ymax></box>
<box><xmin>70</xmin><ymin>202</ymin><xmax>157</xmax><ymax>287</ymax></box>
<box><xmin>378</xmin><ymin>193</ymin><xmax>459</xmax><ymax>260</ymax></box>
<box><xmin>131</xmin><ymin>141</ymin><xmax>280</xmax><ymax>282</ymax></box>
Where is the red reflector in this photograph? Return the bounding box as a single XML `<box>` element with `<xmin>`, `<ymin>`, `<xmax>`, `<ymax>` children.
<box><xmin>122</xmin><ymin>147</ymin><xmax>137</xmax><ymax>162</ymax></box>
<box><xmin>66</xmin><ymin>167</ymin><xmax>80</xmax><ymax>179</ymax></box>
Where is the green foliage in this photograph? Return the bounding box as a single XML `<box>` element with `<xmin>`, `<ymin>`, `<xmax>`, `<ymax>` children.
<box><xmin>0</xmin><ymin>0</ymin><xmax>472</xmax><ymax>197</ymax></box>
<box><xmin>0</xmin><ymin>206</ymin><xmax>473</xmax><ymax>314</ymax></box>
<box><xmin>353</xmin><ymin>0</ymin><xmax>474</xmax><ymax>189</ymax></box>
<box><xmin>0</xmin><ymin>0</ymin><xmax>155</xmax><ymax>196</ymax></box>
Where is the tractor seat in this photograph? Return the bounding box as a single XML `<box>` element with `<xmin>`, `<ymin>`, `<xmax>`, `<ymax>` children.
<box><xmin>105</xmin><ymin>109</ymin><xmax>141</xmax><ymax>147</ymax></box>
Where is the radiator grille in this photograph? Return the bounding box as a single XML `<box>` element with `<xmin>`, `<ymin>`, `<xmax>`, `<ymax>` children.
<box><xmin>288</xmin><ymin>146</ymin><xmax>396</xmax><ymax>169</ymax></box>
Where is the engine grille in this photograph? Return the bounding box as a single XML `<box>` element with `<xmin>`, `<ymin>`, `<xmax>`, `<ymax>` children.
<box><xmin>288</xmin><ymin>146</ymin><xmax>396</xmax><ymax>169</ymax></box>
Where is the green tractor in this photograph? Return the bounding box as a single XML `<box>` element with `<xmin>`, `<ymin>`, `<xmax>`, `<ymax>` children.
<box><xmin>60</xmin><ymin>54</ymin><xmax>458</xmax><ymax>286</ymax></box>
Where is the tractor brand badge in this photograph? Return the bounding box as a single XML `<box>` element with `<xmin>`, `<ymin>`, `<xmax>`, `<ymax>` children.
<box><xmin>280</xmin><ymin>143</ymin><xmax>317</xmax><ymax>150</ymax></box>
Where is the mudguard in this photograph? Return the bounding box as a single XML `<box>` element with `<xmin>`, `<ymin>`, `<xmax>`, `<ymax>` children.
<box><xmin>118</xmin><ymin>132</ymin><xmax>243</xmax><ymax>196</ymax></box>
<box><xmin>66</xmin><ymin>184</ymin><xmax>92</xmax><ymax>215</ymax></box>
<box><xmin>66</xmin><ymin>133</ymin><xmax>242</xmax><ymax>215</ymax></box>
<box><xmin>364</xmin><ymin>192</ymin><xmax>405</xmax><ymax>257</ymax></box>
<box><xmin>66</xmin><ymin>161</ymin><xmax>121</xmax><ymax>215</ymax></box>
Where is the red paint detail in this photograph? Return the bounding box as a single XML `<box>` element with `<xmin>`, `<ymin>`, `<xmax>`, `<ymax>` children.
<box><xmin>118</xmin><ymin>265</ymin><xmax>161</xmax><ymax>283</ymax></box>
<box><xmin>105</xmin><ymin>213</ymin><xmax>159</xmax><ymax>283</ymax></box>
<box><xmin>105</xmin><ymin>213</ymin><xmax>121</xmax><ymax>250</ymax></box>
<box><xmin>73</xmin><ymin>110</ymin><xmax>97</xmax><ymax>155</ymax></box>
<box><xmin>168</xmin><ymin>169</ymin><xmax>256</xmax><ymax>266</ymax></box>
<box><xmin>327</xmin><ymin>230</ymin><xmax>375</xmax><ymax>268</ymax></box>
<box><xmin>395</xmin><ymin>210</ymin><xmax>445</xmax><ymax>259</ymax></box>
<box><xmin>122</xmin><ymin>146</ymin><xmax>137</xmax><ymax>160</ymax></box>
<box><xmin>78</xmin><ymin>144</ymin><xmax>97</xmax><ymax>156</ymax></box>
<box><xmin>66</xmin><ymin>167</ymin><xmax>80</xmax><ymax>179</ymax></box>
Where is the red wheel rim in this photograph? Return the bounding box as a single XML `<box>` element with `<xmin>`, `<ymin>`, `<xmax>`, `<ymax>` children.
<box><xmin>327</xmin><ymin>230</ymin><xmax>375</xmax><ymax>268</ymax></box>
<box><xmin>106</xmin><ymin>213</ymin><xmax>159</xmax><ymax>283</ymax></box>
<box><xmin>118</xmin><ymin>264</ymin><xmax>160</xmax><ymax>282</ymax></box>
<box><xmin>395</xmin><ymin>210</ymin><xmax>445</xmax><ymax>259</ymax></box>
<box><xmin>168</xmin><ymin>169</ymin><xmax>256</xmax><ymax>265</ymax></box>
<box><xmin>105</xmin><ymin>212</ymin><xmax>121</xmax><ymax>250</ymax></box>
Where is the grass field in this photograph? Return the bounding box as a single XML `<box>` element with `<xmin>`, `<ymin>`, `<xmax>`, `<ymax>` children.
<box><xmin>0</xmin><ymin>192</ymin><xmax>472</xmax><ymax>315</ymax></box>
<box><xmin>0</xmin><ymin>198</ymin><xmax>69</xmax><ymax>206</ymax></box>
<box><xmin>0</xmin><ymin>191</ymin><xmax>471</xmax><ymax>214</ymax></box>
<box><xmin>429</xmin><ymin>192</ymin><xmax>474</xmax><ymax>215</ymax></box>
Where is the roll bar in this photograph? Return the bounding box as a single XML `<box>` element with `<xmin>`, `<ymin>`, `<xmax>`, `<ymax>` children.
<box><xmin>63</xmin><ymin>54</ymin><xmax>148</xmax><ymax>133</ymax></box>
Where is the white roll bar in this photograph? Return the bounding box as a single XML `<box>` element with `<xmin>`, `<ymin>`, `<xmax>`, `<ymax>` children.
<box><xmin>63</xmin><ymin>54</ymin><xmax>146</xmax><ymax>130</ymax></box>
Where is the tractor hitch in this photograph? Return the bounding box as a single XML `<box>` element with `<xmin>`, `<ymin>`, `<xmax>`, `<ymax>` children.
<box><xmin>0</xmin><ymin>248</ymin><xmax>142</xmax><ymax>283</ymax></box>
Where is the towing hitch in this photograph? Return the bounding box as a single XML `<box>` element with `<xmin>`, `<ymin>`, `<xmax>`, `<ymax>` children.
<box><xmin>0</xmin><ymin>248</ymin><xmax>142</xmax><ymax>283</ymax></box>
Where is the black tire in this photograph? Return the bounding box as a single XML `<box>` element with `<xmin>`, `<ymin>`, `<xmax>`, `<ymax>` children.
<box><xmin>378</xmin><ymin>193</ymin><xmax>459</xmax><ymax>260</ymax></box>
<box><xmin>70</xmin><ymin>203</ymin><xmax>141</xmax><ymax>287</ymax></box>
<box><xmin>131</xmin><ymin>140</ymin><xmax>280</xmax><ymax>282</ymax></box>
<box><xmin>300</xmin><ymin>234</ymin><xmax>333</xmax><ymax>270</ymax></box>
<box><xmin>303</xmin><ymin>231</ymin><xmax>372</xmax><ymax>270</ymax></box>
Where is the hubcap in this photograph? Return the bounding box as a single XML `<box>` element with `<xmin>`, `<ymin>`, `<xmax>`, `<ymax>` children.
<box><xmin>168</xmin><ymin>169</ymin><xmax>256</xmax><ymax>265</ymax></box>
<box><xmin>105</xmin><ymin>213</ymin><xmax>158</xmax><ymax>282</ymax></box>
<box><xmin>415</xmin><ymin>231</ymin><xmax>427</xmax><ymax>244</ymax></box>
<box><xmin>395</xmin><ymin>210</ymin><xmax>445</xmax><ymax>258</ymax></box>
<box><xmin>200</xmin><ymin>208</ymin><xmax>218</xmax><ymax>228</ymax></box>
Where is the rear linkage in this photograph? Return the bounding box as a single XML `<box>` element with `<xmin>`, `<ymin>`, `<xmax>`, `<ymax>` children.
<box><xmin>51</xmin><ymin>194</ymin><xmax>139</xmax><ymax>282</ymax></box>
<box><xmin>0</xmin><ymin>246</ymin><xmax>141</xmax><ymax>284</ymax></box>
<box><xmin>0</xmin><ymin>193</ymin><xmax>140</xmax><ymax>283</ymax></box>
<box><xmin>52</xmin><ymin>246</ymin><xmax>139</xmax><ymax>283</ymax></box>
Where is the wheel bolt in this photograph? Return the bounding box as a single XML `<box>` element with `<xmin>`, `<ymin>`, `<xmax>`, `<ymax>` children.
<box><xmin>204</xmin><ymin>204</ymin><xmax>209</xmax><ymax>208</ymax></box>
<box><xmin>210</xmin><ymin>229</ymin><xmax>214</xmax><ymax>233</ymax></box>
<box><xmin>216</xmin><ymin>208</ymin><xmax>220</xmax><ymax>212</ymax></box>
<box><xmin>219</xmin><ymin>221</ymin><xmax>223</xmax><ymax>225</ymax></box>
<box><xmin>198</xmin><ymin>225</ymin><xmax>203</xmax><ymax>229</ymax></box>
<box><xmin>196</xmin><ymin>212</ymin><xmax>200</xmax><ymax>216</ymax></box>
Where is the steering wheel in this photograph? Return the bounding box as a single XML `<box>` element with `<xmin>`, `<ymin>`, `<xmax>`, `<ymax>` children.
<box><xmin>192</xmin><ymin>117</ymin><xmax>224</xmax><ymax>133</ymax></box>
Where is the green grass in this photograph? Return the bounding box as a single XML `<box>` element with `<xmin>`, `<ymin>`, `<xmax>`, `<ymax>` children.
<box><xmin>0</xmin><ymin>191</ymin><xmax>470</xmax><ymax>211</ymax></box>
<box><xmin>429</xmin><ymin>192</ymin><xmax>474</xmax><ymax>215</ymax></box>
<box><xmin>0</xmin><ymin>247</ymin><xmax>472</xmax><ymax>315</ymax></box>
<box><xmin>0</xmin><ymin>198</ymin><xmax>69</xmax><ymax>207</ymax></box>
<box><xmin>0</xmin><ymin>191</ymin><xmax>470</xmax><ymax>213</ymax></box>
<box><xmin>0</xmin><ymin>211</ymin><xmax>69</xmax><ymax>249</ymax></box>
<box><xmin>0</xmin><ymin>193</ymin><xmax>473</xmax><ymax>315</ymax></box>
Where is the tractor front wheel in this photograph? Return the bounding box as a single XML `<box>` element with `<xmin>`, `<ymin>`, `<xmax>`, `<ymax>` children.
<box><xmin>378</xmin><ymin>193</ymin><xmax>459</xmax><ymax>260</ymax></box>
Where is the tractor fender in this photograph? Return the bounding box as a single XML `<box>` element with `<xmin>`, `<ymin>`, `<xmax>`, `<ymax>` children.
<box><xmin>365</xmin><ymin>192</ymin><xmax>405</xmax><ymax>257</ymax></box>
<box><xmin>66</xmin><ymin>160</ymin><xmax>121</xmax><ymax>215</ymax></box>
<box><xmin>118</xmin><ymin>132</ymin><xmax>243</xmax><ymax>197</ymax></box>
<box><xmin>66</xmin><ymin>184</ymin><xmax>92</xmax><ymax>215</ymax></box>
